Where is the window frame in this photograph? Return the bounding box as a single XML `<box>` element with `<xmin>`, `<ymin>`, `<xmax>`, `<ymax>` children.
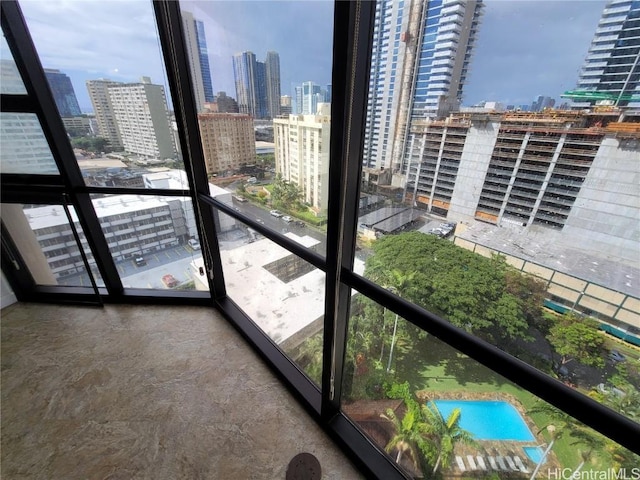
<box><xmin>1</xmin><ymin>1</ymin><xmax>638</xmax><ymax>478</ymax></box>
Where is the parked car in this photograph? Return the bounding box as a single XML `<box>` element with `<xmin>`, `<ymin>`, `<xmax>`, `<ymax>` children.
<box><xmin>162</xmin><ymin>274</ymin><xmax>179</xmax><ymax>288</ymax></box>
<box><xmin>188</xmin><ymin>238</ymin><xmax>201</xmax><ymax>250</ymax></box>
<box><xmin>270</xmin><ymin>210</ymin><xmax>283</xmax><ymax>218</ymax></box>
<box><xmin>282</xmin><ymin>215</ymin><xmax>292</xmax><ymax>223</ymax></box>
<box><xmin>608</xmin><ymin>349</ymin><xmax>627</xmax><ymax>363</ymax></box>
<box><xmin>295</xmin><ymin>220</ymin><xmax>305</xmax><ymax>227</ymax></box>
<box><xmin>134</xmin><ymin>256</ymin><xmax>146</xmax><ymax>267</ymax></box>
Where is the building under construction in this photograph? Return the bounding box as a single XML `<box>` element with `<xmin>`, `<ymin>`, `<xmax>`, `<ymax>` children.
<box><xmin>400</xmin><ymin>108</ymin><xmax>640</xmax><ymax>262</ymax></box>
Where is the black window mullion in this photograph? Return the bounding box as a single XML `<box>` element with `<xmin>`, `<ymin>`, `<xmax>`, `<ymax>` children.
<box><xmin>152</xmin><ymin>0</ymin><xmax>223</xmax><ymax>299</ymax></box>
<box><xmin>322</xmin><ymin>0</ymin><xmax>376</xmax><ymax>421</ymax></box>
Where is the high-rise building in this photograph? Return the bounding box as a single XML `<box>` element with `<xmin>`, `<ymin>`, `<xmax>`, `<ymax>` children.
<box><xmin>233</xmin><ymin>51</ymin><xmax>258</xmax><ymax>117</ymax></box>
<box><xmin>256</xmin><ymin>60</ymin><xmax>268</xmax><ymax>119</ymax></box>
<box><xmin>296</xmin><ymin>81</ymin><xmax>323</xmax><ymax>115</ymax></box>
<box><xmin>86</xmin><ymin>79</ymin><xmax>124</xmax><ymax>151</ymax></box>
<box><xmin>232</xmin><ymin>51</ymin><xmax>280</xmax><ymax>119</ymax></box>
<box><xmin>198</xmin><ymin>113</ymin><xmax>255</xmax><ymax>174</ymax></box>
<box><xmin>273</xmin><ymin>104</ymin><xmax>331</xmax><ymax>212</ymax></box>
<box><xmin>44</xmin><ymin>68</ymin><xmax>81</xmax><ymax>117</ymax></box>
<box><xmin>573</xmin><ymin>0</ymin><xmax>640</xmax><ymax>108</ymax></box>
<box><xmin>108</xmin><ymin>77</ymin><xmax>176</xmax><ymax>160</ymax></box>
<box><xmin>265</xmin><ymin>51</ymin><xmax>281</xmax><ymax>119</ymax></box>
<box><xmin>181</xmin><ymin>11</ymin><xmax>213</xmax><ymax>112</ymax></box>
<box><xmin>195</xmin><ymin>19</ymin><xmax>214</xmax><ymax>103</ymax></box>
<box><xmin>363</xmin><ymin>0</ymin><xmax>484</xmax><ymax>171</ymax></box>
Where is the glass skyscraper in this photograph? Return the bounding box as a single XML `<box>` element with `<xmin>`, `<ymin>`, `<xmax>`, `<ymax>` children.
<box><xmin>43</xmin><ymin>68</ymin><xmax>81</xmax><ymax>117</ymax></box>
<box><xmin>233</xmin><ymin>51</ymin><xmax>280</xmax><ymax>119</ymax></box>
<box><xmin>181</xmin><ymin>10</ymin><xmax>214</xmax><ymax>112</ymax></box>
<box><xmin>362</xmin><ymin>0</ymin><xmax>483</xmax><ymax>171</ymax></box>
<box><xmin>574</xmin><ymin>0</ymin><xmax>640</xmax><ymax>108</ymax></box>
<box><xmin>195</xmin><ymin>19</ymin><xmax>214</xmax><ymax>103</ymax></box>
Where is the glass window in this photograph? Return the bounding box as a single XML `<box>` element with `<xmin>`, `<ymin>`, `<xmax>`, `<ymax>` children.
<box><xmin>358</xmin><ymin>0</ymin><xmax>639</xmax><ymax>430</ymax></box>
<box><xmin>0</xmin><ymin>113</ymin><xmax>60</xmax><ymax>174</ymax></box>
<box><xmin>342</xmin><ymin>292</ymin><xmax>639</xmax><ymax>477</ymax></box>
<box><xmin>2</xmin><ymin>203</ymin><xmax>103</xmax><ymax>287</ymax></box>
<box><xmin>182</xmin><ymin>0</ymin><xmax>334</xmax><ymax>256</ymax></box>
<box><xmin>1</xmin><ymin>32</ymin><xmax>28</xmax><ymax>95</ymax></box>
<box><xmin>19</xmin><ymin>0</ymin><xmax>187</xmax><ymax>187</ymax></box>
<box><xmin>90</xmin><ymin>194</ymin><xmax>198</xmax><ymax>291</ymax></box>
<box><xmin>214</xmin><ymin>209</ymin><xmax>326</xmax><ymax>386</ymax></box>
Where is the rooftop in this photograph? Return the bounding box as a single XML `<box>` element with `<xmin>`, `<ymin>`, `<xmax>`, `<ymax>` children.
<box><xmin>457</xmin><ymin>222</ymin><xmax>640</xmax><ymax>298</ymax></box>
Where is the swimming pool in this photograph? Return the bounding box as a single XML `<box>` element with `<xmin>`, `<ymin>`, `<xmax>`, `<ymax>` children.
<box><xmin>432</xmin><ymin>400</ymin><xmax>535</xmax><ymax>441</ymax></box>
<box><xmin>524</xmin><ymin>446</ymin><xmax>545</xmax><ymax>464</ymax></box>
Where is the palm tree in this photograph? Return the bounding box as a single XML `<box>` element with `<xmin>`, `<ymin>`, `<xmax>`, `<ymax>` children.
<box><xmin>382</xmin><ymin>269</ymin><xmax>416</xmax><ymax>373</ymax></box>
<box><xmin>422</xmin><ymin>402</ymin><xmax>475</xmax><ymax>474</ymax></box>
<box><xmin>380</xmin><ymin>401</ymin><xmax>432</xmax><ymax>472</ymax></box>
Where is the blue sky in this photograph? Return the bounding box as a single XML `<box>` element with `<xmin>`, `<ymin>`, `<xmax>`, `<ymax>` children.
<box><xmin>16</xmin><ymin>0</ymin><xmax>606</xmax><ymax>113</ymax></box>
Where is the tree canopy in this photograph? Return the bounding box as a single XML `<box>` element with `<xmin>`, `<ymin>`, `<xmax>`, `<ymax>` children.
<box><xmin>271</xmin><ymin>173</ymin><xmax>302</xmax><ymax>210</ymax></box>
<box><xmin>547</xmin><ymin>314</ymin><xmax>605</xmax><ymax>368</ymax></box>
<box><xmin>364</xmin><ymin>232</ymin><xmax>546</xmax><ymax>344</ymax></box>
<box><xmin>71</xmin><ymin>136</ymin><xmax>110</xmax><ymax>153</ymax></box>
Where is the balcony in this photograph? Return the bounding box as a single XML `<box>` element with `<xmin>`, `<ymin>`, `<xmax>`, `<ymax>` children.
<box><xmin>0</xmin><ymin>302</ymin><xmax>360</xmax><ymax>478</ymax></box>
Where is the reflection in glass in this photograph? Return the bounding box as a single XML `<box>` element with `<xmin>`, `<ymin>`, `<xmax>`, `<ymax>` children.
<box><xmin>214</xmin><ymin>209</ymin><xmax>327</xmax><ymax>385</ymax></box>
<box><xmin>0</xmin><ymin>33</ymin><xmax>28</xmax><ymax>95</ymax></box>
<box><xmin>2</xmin><ymin>203</ymin><xmax>103</xmax><ymax>287</ymax></box>
<box><xmin>91</xmin><ymin>194</ymin><xmax>198</xmax><ymax>291</ymax></box>
<box><xmin>341</xmin><ymin>291</ymin><xmax>639</xmax><ymax>478</ymax></box>
<box><xmin>0</xmin><ymin>113</ymin><xmax>59</xmax><ymax>174</ymax></box>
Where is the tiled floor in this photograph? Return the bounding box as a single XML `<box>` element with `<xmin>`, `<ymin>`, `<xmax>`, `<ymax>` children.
<box><xmin>1</xmin><ymin>302</ymin><xmax>363</xmax><ymax>479</ymax></box>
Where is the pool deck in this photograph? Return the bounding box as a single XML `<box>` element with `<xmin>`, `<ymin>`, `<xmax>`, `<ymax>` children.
<box><xmin>416</xmin><ymin>390</ymin><xmax>561</xmax><ymax>477</ymax></box>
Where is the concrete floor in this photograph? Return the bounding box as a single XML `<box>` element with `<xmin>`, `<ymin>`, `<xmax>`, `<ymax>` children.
<box><xmin>1</xmin><ymin>302</ymin><xmax>363</xmax><ymax>479</ymax></box>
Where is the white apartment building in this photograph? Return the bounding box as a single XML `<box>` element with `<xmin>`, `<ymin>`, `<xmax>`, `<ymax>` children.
<box><xmin>108</xmin><ymin>77</ymin><xmax>176</xmax><ymax>161</ymax></box>
<box><xmin>273</xmin><ymin>103</ymin><xmax>331</xmax><ymax>213</ymax></box>
<box><xmin>86</xmin><ymin>79</ymin><xmax>124</xmax><ymax>151</ymax></box>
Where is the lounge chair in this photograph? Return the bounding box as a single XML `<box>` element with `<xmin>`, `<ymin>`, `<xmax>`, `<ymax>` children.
<box><xmin>514</xmin><ymin>456</ymin><xmax>530</xmax><ymax>473</ymax></box>
<box><xmin>488</xmin><ymin>457</ymin><xmax>499</xmax><ymax>470</ymax></box>
<box><xmin>505</xmin><ymin>456</ymin><xmax>518</xmax><ymax>471</ymax></box>
<box><xmin>476</xmin><ymin>456</ymin><xmax>488</xmax><ymax>470</ymax></box>
<box><xmin>456</xmin><ymin>456</ymin><xmax>466</xmax><ymax>472</ymax></box>
<box><xmin>467</xmin><ymin>455</ymin><xmax>478</xmax><ymax>470</ymax></box>
<box><xmin>496</xmin><ymin>456</ymin><xmax>508</xmax><ymax>470</ymax></box>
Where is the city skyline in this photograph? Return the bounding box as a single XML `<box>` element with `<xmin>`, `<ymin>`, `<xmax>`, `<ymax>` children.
<box><xmin>17</xmin><ymin>0</ymin><xmax>607</xmax><ymax>113</ymax></box>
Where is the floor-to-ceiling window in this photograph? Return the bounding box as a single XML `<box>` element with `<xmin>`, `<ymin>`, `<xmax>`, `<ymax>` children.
<box><xmin>2</xmin><ymin>1</ymin><xmax>638</xmax><ymax>478</ymax></box>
